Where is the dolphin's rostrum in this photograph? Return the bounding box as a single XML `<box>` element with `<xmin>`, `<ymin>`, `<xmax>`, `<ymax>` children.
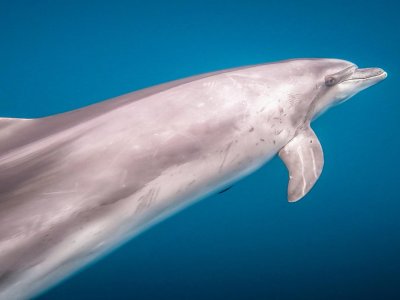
<box><xmin>0</xmin><ymin>58</ymin><xmax>387</xmax><ymax>299</ymax></box>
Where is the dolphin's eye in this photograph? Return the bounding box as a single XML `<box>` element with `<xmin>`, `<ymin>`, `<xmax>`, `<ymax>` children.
<box><xmin>325</xmin><ymin>76</ymin><xmax>337</xmax><ymax>86</ymax></box>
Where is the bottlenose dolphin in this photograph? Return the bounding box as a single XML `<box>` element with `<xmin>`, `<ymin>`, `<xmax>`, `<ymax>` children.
<box><xmin>0</xmin><ymin>58</ymin><xmax>387</xmax><ymax>299</ymax></box>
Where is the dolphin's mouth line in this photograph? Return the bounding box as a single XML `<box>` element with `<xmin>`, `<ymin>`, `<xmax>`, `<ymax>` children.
<box><xmin>343</xmin><ymin>70</ymin><xmax>387</xmax><ymax>82</ymax></box>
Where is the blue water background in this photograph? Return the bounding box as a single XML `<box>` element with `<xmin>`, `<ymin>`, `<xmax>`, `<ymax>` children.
<box><xmin>0</xmin><ymin>0</ymin><xmax>399</xmax><ymax>299</ymax></box>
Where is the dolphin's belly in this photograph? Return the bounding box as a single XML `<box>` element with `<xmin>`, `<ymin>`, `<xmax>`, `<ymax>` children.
<box><xmin>0</xmin><ymin>127</ymin><xmax>282</xmax><ymax>299</ymax></box>
<box><xmin>0</xmin><ymin>137</ymin><xmax>289</xmax><ymax>299</ymax></box>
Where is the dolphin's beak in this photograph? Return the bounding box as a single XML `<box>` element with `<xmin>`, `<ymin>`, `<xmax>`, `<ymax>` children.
<box><xmin>343</xmin><ymin>67</ymin><xmax>387</xmax><ymax>85</ymax></box>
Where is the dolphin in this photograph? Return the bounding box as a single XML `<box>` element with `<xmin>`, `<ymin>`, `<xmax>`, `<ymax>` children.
<box><xmin>0</xmin><ymin>58</ymin><xmax>387</xmax><ymax>299</ymax></box>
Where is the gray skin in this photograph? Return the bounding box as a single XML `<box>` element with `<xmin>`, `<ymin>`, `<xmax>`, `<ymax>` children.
<box><xmin>0</xmin><ymin>58</ymin><xmax>387</xmax><ymax>299</ymax></box>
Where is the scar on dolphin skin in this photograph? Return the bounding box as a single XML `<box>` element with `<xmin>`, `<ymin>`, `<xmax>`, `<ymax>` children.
<box><xmin>218</xmin><ymin>141</ymin><xmax>234</xmax><ymax>172</ymax></box>
<box><xmin>135</xmin><ymin>188</ymin><xmax>160</xmax><ymax>214</ymax></box>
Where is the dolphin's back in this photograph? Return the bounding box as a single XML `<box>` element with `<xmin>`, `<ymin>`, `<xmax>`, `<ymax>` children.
<box><xmin>0</xmin><ymin>63</ymin><xmax>261</xmax><ymax>156</ymax></box>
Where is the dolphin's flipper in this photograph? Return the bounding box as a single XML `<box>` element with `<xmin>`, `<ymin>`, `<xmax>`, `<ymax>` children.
<box><xmin>279</xmin><ymin>125</ymin><xmax>324</xmax><ymax>202</ymax></box>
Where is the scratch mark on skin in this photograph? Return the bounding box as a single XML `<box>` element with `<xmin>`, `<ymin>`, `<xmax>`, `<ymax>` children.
<box><xmin>119</xmin><ymin>170</ymin><xmax>128</xmax><ymax>188</ymax></box>
<box><xmin>297</xmin><ymin>146</ymin><xmax>306</xmax><ymax>196</ymax></box>
<box><xmin>310</xmin><ymin>148</ymin><xmax>317</xmax><ymax>179</ymax></box>
<box><xmin>228</xmin><ymin>154</ymin><xmax>240</xmax><ymax>165</ymax></box>
<box><xmin>107</xmin><ymin>143</ymin><xmax>129</xmax><ymax>166</ymax></box>
<box><xmin>184</xmin><ymin>179</ymin><xmax>197</xmax><ymax>192</ymax></box>
<box><xmin>135</xmin><ymin>188</ymin><xmax>160</xmax><ymax>214</ymax></box>
<box><xmin>274</xmin><ymin>129</ymin><xmax>283</xmax><ymax>135</ymax></box>
<box><xmin>219</xmin><ymin>142</ymin><xmax>233</xmax><ymax>173</ymax></box>
<box><xmin>42</xmin><ymin>191</ymin><xmax>76</xmax><ymax>195</ymax></box>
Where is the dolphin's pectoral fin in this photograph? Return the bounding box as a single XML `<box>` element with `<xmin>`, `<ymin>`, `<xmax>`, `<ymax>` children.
<box><xmin>279</xmin><ymin>125</ymin><xmax>324</xmax><ymax>202</ymax></box>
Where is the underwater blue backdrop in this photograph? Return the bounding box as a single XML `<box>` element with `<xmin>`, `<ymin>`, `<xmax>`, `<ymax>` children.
<box><xmin>0</xmin><ymin>0</ymin><xmax>399</xmax><ymax>299</ymax></box>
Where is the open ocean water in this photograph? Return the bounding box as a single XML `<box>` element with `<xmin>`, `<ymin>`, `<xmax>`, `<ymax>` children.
<box><xmin>0</xmin><ymin>0</ymin><xmax>399</xmax><ymax>299</ymax></box>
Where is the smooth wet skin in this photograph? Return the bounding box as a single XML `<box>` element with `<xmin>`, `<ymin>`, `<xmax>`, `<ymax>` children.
<box><xmin>0</xmin><ymin>58</ymin><xmax>386</xmax><ymax>299</ymax></box>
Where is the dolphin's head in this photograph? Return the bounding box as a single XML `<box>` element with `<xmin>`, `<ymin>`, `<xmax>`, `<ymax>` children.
<box><xmin>307</xmin><ymin>58</ymin><xmax>387</xmax><ymax>119</ymax></box>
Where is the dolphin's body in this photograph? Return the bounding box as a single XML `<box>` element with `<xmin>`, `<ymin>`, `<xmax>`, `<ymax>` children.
<box><xmin>0</xmin><ymin>59</ymin><xmax>386</xmax><ymax>299</ymax></box>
